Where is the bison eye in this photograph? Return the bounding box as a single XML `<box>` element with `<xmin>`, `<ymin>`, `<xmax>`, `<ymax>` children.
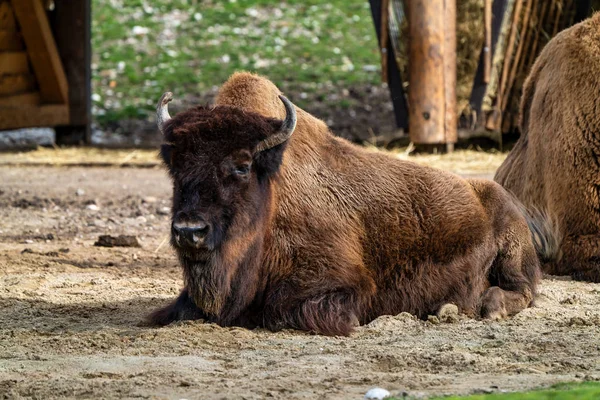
<box><xmin>234</xmin><ymin>165</ymin><xmax>250</xmax><ymax>176</ymax></box>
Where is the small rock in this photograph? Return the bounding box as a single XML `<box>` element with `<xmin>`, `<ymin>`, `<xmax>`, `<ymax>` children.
<box><xmin>142</xmin><ymin>196</ymin><xmax>157</xmax><ymax>204</ymax></box>
<box><xmin>135</xmin><ymin>216</ymin><xmax>147</xmax><ymax>224</ymax></box>
<box><xmin>46</xmin><ymin>233</ymin><xmax>54</xmax><ymax>240</ymax></box>
<box><xmin>59</xmin><ymin>248</ymin><xmax>70</xmax><ymax>253</ymax></box>
<box><xmin>76</xmin><ymin>188</ymin><xmax>85</xmax><ymax>196</ymax></box>
<box><xmin>86</xmin><ymin>204</ymin><xmax>100</xmax><ymax>211</ymax></box>
<box><xmin>93</xmin><ymin>219</ymin><xmax>107</xmax><ymax>228</ymax></box>
<box><xmin>427</xmin><ymin>315</ymin><xmax>440</xmax><ymax>324</ymax></box>
<box><xmin>157</xmin><ymin>206</ymin><xmax>171</xmax><ymax>215</ymax></box>
<box><xmin>364</xmin><ymin>388</ymin><xmax>391</xmax><ymax>400</ymax></box>
<box><xmin>21</xmin><ymin>248</ymin><xmax>34</xmax><ymax>254</ymax></box>
<box><xmin>94</xmin><ymin>235</ymin><xmax>141</xmax><ymax>248</ymax></box>
<box><xmin>437</xmin><ymin>303</ymin><xmax>459</xmax><ymax>323</ymax></box>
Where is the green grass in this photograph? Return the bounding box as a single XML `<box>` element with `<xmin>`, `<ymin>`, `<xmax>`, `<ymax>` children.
<box><xmin>92</xmin><ymin>0</ymin><xmax>380</xmax><ymax>124</ymax></box>
<box><xmin>415</xmin><ymin>382</ymin><xmax>600</xmax><ymax>400</ymax></box>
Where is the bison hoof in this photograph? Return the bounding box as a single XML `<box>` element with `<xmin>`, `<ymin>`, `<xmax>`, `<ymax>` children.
<box><xmin>480</xmin><ymin>286</ymin><xmax>508</xmax><ymax>320</ymax></box>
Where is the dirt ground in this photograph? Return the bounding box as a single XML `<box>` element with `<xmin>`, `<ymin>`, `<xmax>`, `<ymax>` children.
<box><xmin>1</xmin><ymin>164</ymin><xmax>600</xmax><ymax>400</ymax></box>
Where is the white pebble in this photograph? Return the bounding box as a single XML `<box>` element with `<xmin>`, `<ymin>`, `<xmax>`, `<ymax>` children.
<box><xmin>76</xmin><ymin>188</ymin><xmax>85</xmax><ymax>196</ymax></box>
<box><xmin>86</xmin><ymin>204</ymin><xmax>100</xmax><ymax>211</ymax></box>
<box><xmin>364</xmin><ymin>388</ymin><xmax>391</xmax><ymax>400</ymax></box>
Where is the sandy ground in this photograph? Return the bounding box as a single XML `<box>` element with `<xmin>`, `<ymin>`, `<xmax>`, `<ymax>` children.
<box><xmin>1</xmin><ymin>165</ymin><xmax>600</xmax><ymax>399</ymax></box>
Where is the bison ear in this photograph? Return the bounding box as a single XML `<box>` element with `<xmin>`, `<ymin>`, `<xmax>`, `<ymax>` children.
<box><xmin>253</xmin><ymin>120</ymin><xmax>290</xmax><ymax>177</ymax></box>
<box><xmin>160</xmin><ymin>143</ymin><xmax>173</xmax><ymax>168</ymax></box>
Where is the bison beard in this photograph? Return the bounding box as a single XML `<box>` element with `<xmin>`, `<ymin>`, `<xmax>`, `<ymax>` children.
<box><xmin>148</xmin><ymin>72</ymin><xmax>543</xmax><ymax>336</ymax></box>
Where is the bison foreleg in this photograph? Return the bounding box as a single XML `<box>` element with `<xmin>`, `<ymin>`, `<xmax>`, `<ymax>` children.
<box><xmin>264</xmin><ymin>288</ymin><xmax>364</xmax><ymax>336</ymax></box>
<box><xmin>146</xmin><ymin>288</ymin><xmax>206</xmax><ymax>326</ymax></box>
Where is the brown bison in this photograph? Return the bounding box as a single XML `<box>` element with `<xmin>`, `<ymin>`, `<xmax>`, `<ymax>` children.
<box><xmin>495</xmin><ymin>13</ymin><xmax>600</xmax><ymax>282</ymax></box>
<box><xmin>149</xmin><ymin>72</ymin><xmax>543</xmax><ymax>336</ymax></box>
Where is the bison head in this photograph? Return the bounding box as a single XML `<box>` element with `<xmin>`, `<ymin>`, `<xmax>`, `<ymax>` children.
<box><xmin>156</xmin><ymin>92</ymin><xmax>296</xmax><ymax>259</ymax></box>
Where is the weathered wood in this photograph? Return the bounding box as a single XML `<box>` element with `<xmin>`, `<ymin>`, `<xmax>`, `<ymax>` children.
<box><xmin>0</xmin><ymin>104</ymin><xmax>68</xmax><ymax>130</ymax></box>
<box><xmin>484</xmin><ymin>0</ymin><xmax>493</xmax><ymax>83</ymax></box>
<box><xmin>0</xmin><ymin>31</ymin><xmax>23</xmax><ymax>50</ymax></box>
<box><xmin>0</xmin><ymin>1</ymin><xmax>17</xmax><ymax>32</ymax></box>
<box><xmin>469</xmin><ymin>0</ymin><xmax>511</xmax><ymax>128</ymax></box>
<box><xmin>501</xmin><ymin>0</ymin><xmax>533</xmax><ymax>115</ymax></box>
<box><xmin>11</xmin><ymin>0</ymin><xmax>69</xmax><ymax>104</ymax></box>
<box><xmin>380</xmin><ymin>0</ymin><xmax>390</xmax><ymax>83</ymax></box>
<box><xmin>444</xmin><ymin>0</ymin><xmax>457</xmax><ymax>148</ymax></box>
<box><xmin>408</xmin><ymin>0</ymin><xmax>447</xmax><ymax>144</ymax></box>
<box><xmin>0</xmin><ymin>91</ymin><xmax>40</xmax><ymax>106</ymax></box>
<box><xmin>0</xmin><ymin>51</ymin><xmax>29</xmax><ymax>74</ymax></box>
<box><xmin>369</xmin><ymin>0</ymin><xmax>409</xmax><ymax>131</ymax></box>
<box><xmin>0</xmin><ymin>73</ymin><xmax>35</xmax><ymax>95</ymax></box>
<box><xmin>49</xmin><ymin>0</ymin><xmax>92</xmax><ymax>144</ymax></box>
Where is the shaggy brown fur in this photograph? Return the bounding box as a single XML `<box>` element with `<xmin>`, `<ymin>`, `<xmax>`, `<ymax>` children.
<box><xmin>495</xmin><ymin>13</ymin><xmax>600</xmax><ymax>282</ymax></box>
<box><xmin>149</xmin><ymin>72</ymin><xmax>541</xmax><ymax>336</ymax></box>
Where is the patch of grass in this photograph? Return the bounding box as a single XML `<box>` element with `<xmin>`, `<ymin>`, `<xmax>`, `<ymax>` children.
<box><xmin>92</xmin><ymin>0</ymin><xmax>380</xmax><ymax>124</ymax></box>
<box><xmin>417</xmin><ymin>382</ymin><xmax>600</xmax><ymax>400</ymax></box>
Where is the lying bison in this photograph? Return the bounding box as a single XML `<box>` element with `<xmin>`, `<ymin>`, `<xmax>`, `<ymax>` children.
<box><xmin>495</xmin><ymin>13</ymin><xmax>600</xmax><ymax>282</ymax></box>
<box><xmin>149</xmin><ymin>72</ymin><xmax>544</xmax><ymax>336</ymax></box>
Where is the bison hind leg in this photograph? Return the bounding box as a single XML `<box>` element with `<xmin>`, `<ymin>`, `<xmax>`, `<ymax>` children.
<box><xmin>145</xmin><ymin>288</ymin><xmax>205</xmax><ymax>326</ymax></box>
<box><xmin>479</xmin><ymin>286</ymin><xmax>533</xmax><ymax>320</ymax></box>
<box><xmin>480</xmin><ymin>233</ymin><xmax>540</xmax><ymax>320</ymax></box>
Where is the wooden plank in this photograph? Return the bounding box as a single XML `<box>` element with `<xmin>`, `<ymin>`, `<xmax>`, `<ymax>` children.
<box><xmin>0</xmin><ymin>30</ymin><xmax>24</xmax><ymax>50</ymax></box>
<box><xmin>408</xmin><ymin>0</ymin><xmax>446</xmax><ymax>144</ymax></box>
<box><xmin>0</xmin><ymin>91</ymin><xmax>40</xmax><ymax>106</ymax></box>
<box><xmin>0</xmin><ymin>51</ymin><xmax>29</xmax><ymax>74</ymax></box>
<box><xmin>379</xmin><ymin>0</ymin><xmax>390</xmax><ymax>83</ymax></box>
<box><xmin>11</xmin><ymin>0</ymin><xmax>68</xmax><ymax>104</ymax></box>
<box><xmin>443</xmin><ymin>0</ymin><xmax>457</xmax><ymax>149</ymax></box>
<box><xmin>49</xmin><ymin>0</ymin><xmax>91</xmax><ymax>144</ymax></box>
<box><xmin>368</xmin><ymin>0</ymin><xmax>409</xmax><ymax>132</ymax></box>
<box><xmin>0</xmin><ymin>73</ymin><xmax>35</xmax><ymax>96</ymax></box>
<box><xmin>484</xmin><ymin>0</ymin><xmax>492</xmax><ymax>83</ymax></box>
<box><xmin>0</xmin><ymin>103</ymin><xmax>68</xmax><ymax>129</ymax></box>
<box><xmin>0</xmin><ymin>2</ymin><xmax>17</xmax><ymax>32</ymax></box>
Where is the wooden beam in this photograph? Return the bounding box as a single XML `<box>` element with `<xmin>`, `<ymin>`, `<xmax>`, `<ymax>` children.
<box><xmin>444</xmin><ymin>0</ymin><xmax>457</xmax><ymax>150</ymax></box>
<box><xmin>368</xmin><ymin>0</ymin><xmax>409</xmax><ymax>132</ymax></box>
<box><xmin>484</xmin><ymin>0</ymin><xmax>493</xmax><ymax>83</ymax></box>
<box><xmin>49</xmin><ymin>0</ymin><xmax>92</xmax><ymax>144</ymax></box>
<box><xmin>11</xmin><ymin>0</ymin><xmax>69</xmax><ymax>104</ymax></box>
<box><xmin>0</xmin><ymin>104</ymin><xmax>69</xmax><ymax>130</ymax></box>
<box><xmin>0</xmin><ymin>91</ymin><xmax>40</xmax><ymax>106</ymax></box>
<box><xmin>0</xmin><ymin>51</ymin><xmax>29</xmax><ymax>74</ymax></box>
<box><xmin>0</xmin><ymin>1</ymin><xmax>18</xmax><ymax>32</ymax></box>
<box><xmin>408</xmin><ymin>0</ymin><xmax>446</xmax><ymax>145</ymax></box>
<box><xmin>0</xmin><ymin>31</ymin><xmax>24</xmax><ymax>50</ymax></box>
<box><xmin>0</xmin><ymin>73</ymin><xmax>36</xmax><ymax>96</ymax></box>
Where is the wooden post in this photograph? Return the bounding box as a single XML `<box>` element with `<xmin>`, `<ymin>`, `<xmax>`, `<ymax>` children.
<box><xmin>408</xmin><ymin>0</ymin><xmax>456</xmax><ymax>150</ymax></box>
<box><xmin>50</xmin><ymin>0</ymin><xmax>91</xmax><ymax>145</ymax></box>
<box><xmin>444</xmin><ymin>0</ymin><xmax>457</xmax><ymax>151</ymax></box>
<box><xmin>368</xmin><ymin>0</ymin><xmax>409</xmax><ymax>132</ymax></box>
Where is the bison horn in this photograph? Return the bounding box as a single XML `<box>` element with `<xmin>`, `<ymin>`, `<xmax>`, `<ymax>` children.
<box><xmin>255</xmin><ymin>95</ymin><xmax>297</xmax><ymax>152</ymax></box>
<box><xmin>156</xmin><ymin>92</ymin><xmax>173</xmax><ymax>134</ymax></box>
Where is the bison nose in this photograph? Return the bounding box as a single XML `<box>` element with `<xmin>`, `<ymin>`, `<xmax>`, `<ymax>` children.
<box><xmin>172</xmin><ymin>220</ymin><xmax>210</xmax><ymax>247</ymax></box>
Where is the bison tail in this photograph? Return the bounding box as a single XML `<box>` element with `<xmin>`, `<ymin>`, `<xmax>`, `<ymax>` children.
<box><xmin>520</xmin><ymin>204</ymin><xmax>562</xmax><ymax>263</ymax></box>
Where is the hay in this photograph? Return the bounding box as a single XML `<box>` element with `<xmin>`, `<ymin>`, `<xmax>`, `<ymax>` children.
<box><xmin>0</xmin><ymin>147</ymin><xmax>160</xmax><ymax>167</ymax></box>
<box><xmin>0</xmin><ymin>147</ymin><xmax>504</xmax><ymax>176</ymax></box>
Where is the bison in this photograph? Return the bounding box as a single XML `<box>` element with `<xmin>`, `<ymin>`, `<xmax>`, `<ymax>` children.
<box><xmin>495</xmin><ymin>13</ymin><xmax>600</xmax><ymax>282</ymax></box>
<box><xmin>149</xmin><ymin>72</ymin><xmax>544</xmax><ymax>336</ymax></box>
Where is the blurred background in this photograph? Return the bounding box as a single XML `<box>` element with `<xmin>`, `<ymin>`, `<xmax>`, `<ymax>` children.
<box><xmin>2</xmin><ymin>0</ymin><xmax>600</xmax><ymax>150</ymax></box>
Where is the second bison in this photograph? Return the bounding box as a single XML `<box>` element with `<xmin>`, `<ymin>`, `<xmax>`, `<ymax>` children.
<box><xmin>150</xmin><ymin>72</ymin><xmax>543</xmax><ymax>336</ymax></box>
